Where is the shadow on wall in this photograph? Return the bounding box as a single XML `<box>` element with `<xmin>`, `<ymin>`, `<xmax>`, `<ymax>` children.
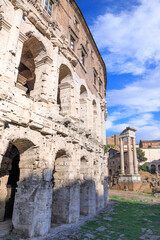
<box><xmin>0</xmin><ymin>142</ymin><xmax>108</xmax><ymax>238</ymax></box>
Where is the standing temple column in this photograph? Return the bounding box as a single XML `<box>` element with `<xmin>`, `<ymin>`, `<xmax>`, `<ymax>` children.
<box><xmin>133</xmin><ymin>137</ymin><xmax>138</xmax><ymax>174</ymax></box>
<box><xmin>120</xmin><ymin>137</ymin><xmax>125</xmax><ymax>174</ymax></box>
<box><xmin>127</xmin><ymin>136</ymin><xmax>134</xmax><ymax>175</ymax></box>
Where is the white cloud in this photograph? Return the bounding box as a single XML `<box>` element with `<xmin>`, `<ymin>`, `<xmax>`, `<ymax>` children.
<box><xmin>91</xmin><ymin>0</ymin><xmax>160</xmax><ymax>74</ymax></box>
<box><xmin>106</xmin><ymin>113</ymin><xmax>160</xmax><ymax>141</ymax></box>
<box><xmin>92</xmin><ymin>0</ymin><xmax>160</xmax><ymax>140</ymax></box>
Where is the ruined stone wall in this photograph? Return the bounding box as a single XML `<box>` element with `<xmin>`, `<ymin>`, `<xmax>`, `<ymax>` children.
<box><xmin>0</xmin><ymin>0</ymin><xmax>108</xmax><ymax>238</ymax></box>
<box><xmin>108</xmin><ymin>150</ymin><xmax>129</xmax><ymax>176</ymax></box>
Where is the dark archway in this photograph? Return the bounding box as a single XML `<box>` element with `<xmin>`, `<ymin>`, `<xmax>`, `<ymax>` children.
<box><xmin>80</xmin><ymin>156</ymin><xmax>95</xmax><ymax>216</ymax></box>
<box><xmin>109</xmin><ymin>169</ymin><xmax>112</xmax><ymax>176</ymax></box>
<box><xmin>57</xmin><ymin>65</ymin><xmax>73</xmax><ymax>115</ymax></box>
<box><xmin>0</xmin><ymin>144</ymin><xmax>19</xmax><ymax>221</ymax></box>
<box><xmin>80</xmin><ymin>85</ymin><xmax>88</xmax><ymax>127</ymax></box>
<box><xmin>151</xmin><ymin>164</ymin><xmax>156</xmax><ymax>174</ymax></box>
<box><xmin>92</xmin><ymin>100</ymin><xmax>97</xmax><ymax>134</ymax></box>
<box><xmin>52</xmin><ymin>150</ymin><xmax>79</xmax><ymax>224</ymax></box>
<box><xmin>17</xmin><ymin>37</ymin><xmax>46</xmax><ymax>95</ymax></box>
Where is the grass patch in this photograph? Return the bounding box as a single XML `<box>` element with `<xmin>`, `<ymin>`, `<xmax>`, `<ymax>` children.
<box><xmin>80</xmin><ymin>195</ymin><xmax>160</xmax><ymax>240</ymax></box>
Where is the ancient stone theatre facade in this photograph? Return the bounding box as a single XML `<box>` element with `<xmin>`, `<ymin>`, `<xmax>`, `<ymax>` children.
<box><xmin>0</xmin><ymin>0</ymin><xmax>108</xmax><ymax>238</ymax></box>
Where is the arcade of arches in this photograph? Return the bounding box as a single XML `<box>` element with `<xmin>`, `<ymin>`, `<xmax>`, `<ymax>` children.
<box><xmin>0</xmin><ymin>130</ymin><xmax>108</xmax><ymax>238</ymax></box>
<box><xmin>0</xmin><ymin>1</ymin><xmax>108</xmax><ymax>238</ymax></box>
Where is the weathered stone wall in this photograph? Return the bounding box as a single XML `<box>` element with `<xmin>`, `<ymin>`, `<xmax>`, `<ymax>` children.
<box><xmin>0</xmin><ymin>0</ymin><xmax>108</xmax><ymax>238</ymax></box>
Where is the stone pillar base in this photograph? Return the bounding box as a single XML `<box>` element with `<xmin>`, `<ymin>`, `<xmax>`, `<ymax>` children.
<box><xmin>118</xmin><ymin>174</ymin><xmax>141</xmax><ymax>191</ymax></box>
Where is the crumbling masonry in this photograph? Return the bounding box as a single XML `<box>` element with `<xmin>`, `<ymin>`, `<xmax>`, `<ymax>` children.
<box><xmin>0</xmin><ymin>0</ymin><xmax>108</xmax><ymax>238</ymax></box>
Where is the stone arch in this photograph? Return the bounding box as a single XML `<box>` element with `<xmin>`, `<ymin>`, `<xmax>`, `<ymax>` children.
<box><xmin>92</xmin><ymin>100</ymin><xmax>98</xmax><ymax>134</ymax></box>
<box><xmin>151</xmin><ymin>164</ymin><xmax>156</xmax><ymax>174</ymax></box>
<box><xmin>52</xmin><ymin>149</ymin><xmax>79</xmax><ymax>224</ymax></box>
<box><xmin>80</xmin><ymin>85</ymin><xmax>88</xmax><ymax>127</ymax></box>
<box><xmin>17</xmin><ymin>36</ymin><xmax>46</xmax><ymax>95</ymax></box>
<box><xmin>57</xmin><ymin>64</ymin><xmax>73</xmax><ymax>115</ymax></box>
<box><xmin>0</xmin><ymin>137</ymin><xmax>52</xmax><ymax>237</ymax></box>
<box><xmin>80</xmin><ymin>156</ymin><xmax>96</xmax><ymax>216</ymax></box>
<box><xmin>0</xmin><ymin>139</ymin><xmax>35</xmax><ymax>222</ymax></box>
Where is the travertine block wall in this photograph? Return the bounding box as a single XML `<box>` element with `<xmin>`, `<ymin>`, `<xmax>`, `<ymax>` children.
<box><xmin>0</xmin><ymin>0</ymin><xmax>108</xmax><ymax>238</ymax></box>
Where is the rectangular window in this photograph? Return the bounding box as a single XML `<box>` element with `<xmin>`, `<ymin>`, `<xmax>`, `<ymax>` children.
<box><xmin>81</xmin><ymin>51</ymin><xmax>85</xmax><ymax>65</ymax></box>
<box><xmin>44</xmin><ymin>0</ymin><xmax>53</xmax><ymax>16</ymax></box>
<box><xmin>94</xmin><ymin>70</ymin><xmax>97</xmax><ymax>86</ymax></box>
<box><xmin>70</xmin><ymin>35</ymin><xmax>75</xmax><ymax>51</ymax></box>
<box><xmin>99</xmin><ymin>78</ymin><xmax>102</xmax><ymax>93</ymax></box>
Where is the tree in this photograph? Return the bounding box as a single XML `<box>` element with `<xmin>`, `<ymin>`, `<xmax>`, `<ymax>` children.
<box><xmin>141</xmin><ymin>163</ymin><xmax>149</xmax><ymax>172</ymax></box>
<box><xmin>137</xmin><ymin>148</ymin><xmax>147</xmax><ymax>163</ymax></box>
<box><xmin>104</xmin><ymin>144</ymin><xmax>116</xmax><ymax>153</ymax></box>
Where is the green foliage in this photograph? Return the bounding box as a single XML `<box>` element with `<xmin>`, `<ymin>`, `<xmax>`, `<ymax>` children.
<box><xmin>104</xmin><ymin>144</ymin><xmax>116</xmax><ymax>153</ymax></box>
<box><xmin>141</xmin><ymin>163</ymin><xmax>149</xmax><ymax>172</ymax></box>
<box><xmin>80</xmin><ymin>195</ymin><xmax>160</xmax><ymax>240</ymax></box>
<box><xmin>137</xmin><ymin>148</ymin><xmax>147</xmax><ymax>162</ymax></box>
<box><xmin>117</xmin><ymin>169</ymin><xmax>121</xmax><ymax>175</ymax></box>
<box><xmin>104</xmin><ymin>145</ymin><xmax>108</xmax><ymax>153</ymax></box>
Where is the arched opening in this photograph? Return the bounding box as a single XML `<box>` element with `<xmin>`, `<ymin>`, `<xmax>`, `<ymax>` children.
<box><xmin>92</xmin><ymin>100</ymin><xmax>97</xmax><ymax>134</ymax></box>
<box><xmin>0</xmin><ymin>143</ymin><xmax>20</xmax><ymax>222</ymax></box>
<box><xmin>0</xmin><ymin>138</ymin><xmax>52</xmax><ymax>238</ymax></box>
<box><xmin>151</xmin><ymin>164</ymin><xmax>156</xmax><ymax>174</ymax></box>
<box><xmin>80</xmin><ymin>156</ymin><xmax>95</xmax><ymax>216</ymax></box>
<box><xmin>17</xmin><ymin>37</ymin><xmax>46</xmax><ymax>95</ymax></box>
<box><xmin>57</xmin><ymin>65</ymin><xmax>73</xmax><ymax>115</ymax></box>
<box><xmin>109</xmin><ymin>169</ymin><xmax>112</xmax><ymax>176</ymax></box>
<box><xmin>80</xmin><ymin>85</ymin><xmax>88</xmax><ymax>127</ymax></box>
<box><xmin>52</xmin><ymin>149</ymin><xmax>79</xmax><ymax>224</ymax></box>
<box><xmin>80</xmin><ymin>156</ymin><xmax>89</xmax><ymax>216</ymax></box>
<box><xmin>158</xmin><ymin>165</ymin><xmax>160</xmax><ymax>174</ymax></box>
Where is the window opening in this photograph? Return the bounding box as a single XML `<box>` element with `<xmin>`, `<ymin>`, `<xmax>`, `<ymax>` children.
<box><xmin>81</xmin><ymin>51</ymin><xmax>85</xmax><ymax>65</ymax></box>
<box><xmin>70</xmin><ymin>35</ymin><xmax>75</xmax><ymax>51</ymax></box>
<box><xmin>94</xmin><ymin>69</ymin><xmax>97</xmax><ymax>86</ymax></box>
<box><xmin>44</xmin><ymin>0</ymin><xmax>54</xmax><ymax>16</ymax></box>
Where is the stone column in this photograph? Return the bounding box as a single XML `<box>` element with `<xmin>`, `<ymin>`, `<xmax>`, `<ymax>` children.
<box><xmin>133</xmin><ymin>137</ymin><xmax>138</xmax><ymax>174</ymax></box>
<box><xmin>127</xmin><ymin>136</ymin><xmax>134</xmax><ymax>175</ymax></box>
<box><xmin>120</xmin><ymin>137</ymin><xmax>125</xmax><ymax>175</ymax></box>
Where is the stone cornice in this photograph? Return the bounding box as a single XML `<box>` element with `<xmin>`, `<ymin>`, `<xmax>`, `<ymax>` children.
<box><xmin>11</xmin><ymin>0</ymin><xmax>60</xmax><ymax>39</ymax></box>
<box><xmin>0</xmin><ymin>14</ymin><xmax>11</xmax><ymax>31</ymax></box>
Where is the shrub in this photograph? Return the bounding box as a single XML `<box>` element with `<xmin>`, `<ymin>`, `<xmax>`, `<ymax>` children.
<box><xmin>141</xmin><ymin>163</ymin><xmax>149</xmax><ymax>172</ymax></box>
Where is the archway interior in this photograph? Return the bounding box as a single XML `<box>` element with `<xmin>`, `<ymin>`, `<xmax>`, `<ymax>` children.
<box><xmin>92</xmin><ymin>100</ymin><xmax>97</xmax><ymax>133</ymax></box>
<box><xmin>80</xmin><ymin>85</ymin><xmax>88</xmax><ymax>125</ymax></box>
<box><xmin>57</xmin><ymin>65</ymin><xmax>72</xmax><ymax>114</ymax></box>
<box><xmin>151</xmin><ymin>164</ymin><xmax>156</xmax><ymax>174</ymax></box>
<box><xmin>80</xmin><ymin>156</ymin><xmax>90</xmax><ymax>216</ymax></box>
<box><xmin>0</xmin><ymin>144</ymin><xmax>20</xmax><ymax>221</ymax></box>
<box><xmin>17</xmin><ymin>37</ymin><xmax>45</xmax><ymax>94</ymax></box>
<box><xmin>52</xmin><ymin>150</ymin><xmax>71</xmax><ymax>224</ymax></box>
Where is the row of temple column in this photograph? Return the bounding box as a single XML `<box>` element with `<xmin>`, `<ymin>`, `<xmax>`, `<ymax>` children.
<box><xmin>120</xmin><ymin>136</ymin><xmax>138</xmax><ymax>175</ymax></box>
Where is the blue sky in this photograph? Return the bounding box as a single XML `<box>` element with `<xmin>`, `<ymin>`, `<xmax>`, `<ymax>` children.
<box><xmin>76</xmin><ymin>0</ymin><xmax>160</xmax><ymax>143</ymax></box>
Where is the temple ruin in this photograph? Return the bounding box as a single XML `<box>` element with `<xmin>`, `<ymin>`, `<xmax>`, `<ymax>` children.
<box><xmin>119</xmin><ymin>127</ymin><xmax>141</xmax><ymax>190</ymax></box>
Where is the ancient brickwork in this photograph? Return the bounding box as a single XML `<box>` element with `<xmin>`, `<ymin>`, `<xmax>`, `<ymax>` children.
<box><xmin>0</xmin><ymin>0</ymin><xmax>108</xmax><ymax>238</ymax></box>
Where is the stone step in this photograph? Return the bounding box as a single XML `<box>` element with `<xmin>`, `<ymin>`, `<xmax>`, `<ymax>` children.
<box><xmin>0</xmin><ymin>220</ymin><xmax>12</xmax><ymax>237</ymax></box>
